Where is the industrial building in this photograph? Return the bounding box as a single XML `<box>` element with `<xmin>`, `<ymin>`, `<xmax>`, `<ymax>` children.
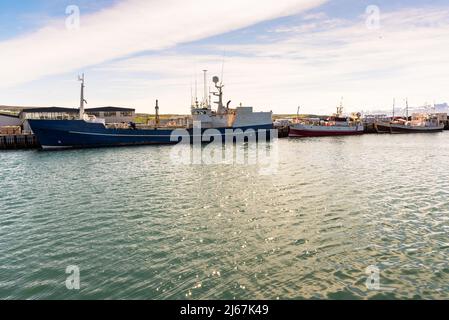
<box><xmin>83</xmin><ymin>107</ymin><xmax>135</xmax><ymax>123</ymax></box>
<box><xmin>19</xmin><ymin>106</ymin><xmax>135</xmax><ymax>123</ymax></box>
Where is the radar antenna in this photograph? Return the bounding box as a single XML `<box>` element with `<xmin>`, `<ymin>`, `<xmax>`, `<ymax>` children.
<box><xmin>212</xmin><ymin>75</ymin><xmax>226</xmax><ymax>114</ymax></box>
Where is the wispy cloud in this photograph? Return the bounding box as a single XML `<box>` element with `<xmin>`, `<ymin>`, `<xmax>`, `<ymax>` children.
<box><xmin>2</xmin><ymin>2</ymin><xmax>448</xmax><ymax>115</ymax></box>
<box><xmin>0</xmin><ymin>0</ymin><xmax>326</xmax><ymax>88</ymax></box>
<box><xmin>90</xmin><ymin>6</ymin><xmax>449</xmax><ymax>114</ymax></box>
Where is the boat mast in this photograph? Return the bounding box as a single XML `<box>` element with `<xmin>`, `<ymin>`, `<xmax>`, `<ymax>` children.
<box><xmin>203</xmin><ymin>70</ymin><xmax>208</xmax><ymax>109</ymax></box>
<box><xmin>78</xmin><ymin>73</ymin><xmax>86</xmax><ymax>119</ymax></box>
<box><xmin>209</xmin><ymin>87</ymin><xmax>211</xmax><ymax>110</ymax></box>
<box><xmin>392</xmin><ymin>98</ymin><xmax>395</xmax><ymax>119</ymax></box>
<box><xmin>337</xmin><ymin>97</ymin><xmax>343</xmax><ymax>116</ymax></box>
<box><xmin>212</xmin><ymin>76</ymin><xmax>225</xmax><ymax>114</ymax></box>
<box><xmin>195</xmin><ymin>72</ymin><xmax>199</xmax><ymax>108</ymax></box>
<box><xmin>406</xmin><ymin>98</ymin><xmax>409</xmax><ymax>120</ymax></box>
<box><xmin>190</xmin><ymin>82</ymin><xmax>193</xmax><ymax>109</ymax></box>
<box><xmin>155</xmin><ymin>99</ymin><xmax>160</xmax><ymax>127</ymax></box>
<box><xmin>220</xmin><ymin>51</ymin><xmax>225</xmax><ymax>90</ymax></box>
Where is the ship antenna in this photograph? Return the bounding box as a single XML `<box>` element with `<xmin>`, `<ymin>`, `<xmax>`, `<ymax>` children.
<box><xmin>203</xmin><ymin>70</ymin><xmax>208</xmax><ymax>108</ymax></box>
<box><xmin>338</xmin><ymin>96</ymin><xmax>343</xmax><ymax>116</ymax></box>
<box><xmin>190</xmin><ymin>81</ymin><xmax>193</xmax><ymax>109</ymax></box>
<box><xmin>220</xmin><ymin>50</ymin><xmax>226</xmax><ymax>86</ymax></box>
<box><xmin>392</xmin><ymin>98</ymin><xmax>395</xmax><ymax>119</ymax></box>
<box><xmin>78</xmin><ymin>73</ymin><xmax>87</xmax><ymax>119</ymax></box>
<box><xmin>195</xmin><ymin>72</ymin><xmax>199</xmax><ymax>107</ymax></box>
<box><xmin>209</xmin><ymin>86</ymin><xmax>211</xmax><ymax>109</ymax></box>
<box><xmin>155</xmin><ymin>99</ymin><xmax>160</xmax><ymax>127</ymax></box>
<box><xmin>406</xmin><ymin>98</ymin><xmax>409</xmax><ymax>120</ymax></box>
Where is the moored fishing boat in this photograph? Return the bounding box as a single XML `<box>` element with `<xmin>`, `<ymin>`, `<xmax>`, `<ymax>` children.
<box><xmin>375</xmin><ymin>115</ymin><xmax>444</xmax><ymax>133</ymax></box>
<box><xmin>374</xmin><ymin>100</ymin><xmax>445</xmax><ymax>133</ymax></box>
<box><xmin>28</xmin><ymin>73</ymin><xmax>273</xmax><ymax>149</ymax></box>
<box><xmin>289</xmin><ymin>105</ymin><xmax>363</xmax><ymax>137</ymax></box>
<box><xmin>374</xmin><ymin>118</ymin><xmax>401</xmax><ymax>133</ymax></box>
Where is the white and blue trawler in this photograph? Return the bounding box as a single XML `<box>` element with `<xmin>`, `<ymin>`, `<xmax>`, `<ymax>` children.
<box><xmin>28</xmin><ymin>73</ymin><xmax>273</xmax><ymax>149</ymax></box>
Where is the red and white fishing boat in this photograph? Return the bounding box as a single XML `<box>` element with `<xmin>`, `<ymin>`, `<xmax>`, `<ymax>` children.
<box><xmin>289</xmin><ymin>106</ymin><xmax>364</xmax><ymax>137</ymax></box>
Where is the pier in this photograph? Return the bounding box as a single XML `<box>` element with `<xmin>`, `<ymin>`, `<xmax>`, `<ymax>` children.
<box><xmin>0</xmin><ymin>134</ymin><xmax>39</xmax><ymax>150</ymax></box>
<box><xmin>275</xmin><ymin>125</ymin><xmax>290</xmax><ymax>138</ymax></box>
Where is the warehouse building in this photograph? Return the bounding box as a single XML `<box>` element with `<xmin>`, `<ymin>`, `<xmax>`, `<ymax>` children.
<box><xmin>20</xmin><ymin>106</ymin><xmax>135</xmax><ymax>123</ymax></box>
<box><xmin>20</xmin><ymin>107</ymin><xmax>79</xmax><ymax>120</ymax></box>
<box><xmin>84</xmin><ymin>107</ymin><xmax>135</xmax><ymax>123</ymax></box>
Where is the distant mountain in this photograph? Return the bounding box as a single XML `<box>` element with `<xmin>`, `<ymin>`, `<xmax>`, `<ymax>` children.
<box><xmin>363</xmin><ymin>102</ymin><xmax>448</xmax><ymax>116</ymax></box>
<box><xmin>433</xmin><ymin>103</ymin><xmax>449</xmax><ymax>113</ymax></box>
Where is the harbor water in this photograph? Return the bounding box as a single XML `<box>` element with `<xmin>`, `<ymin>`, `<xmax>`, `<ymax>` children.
<box><xmin>0</xmin><ymin>133</ymin><xmax>448</xmax><ymax>299</ymax></box>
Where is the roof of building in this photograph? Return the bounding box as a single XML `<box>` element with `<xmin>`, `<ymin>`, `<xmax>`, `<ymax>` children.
<box><xmin>0</xmin><ymin>112</ymin><xmax>20</xmax><ymax>118</ymax></box>
<box><xmin>86</xmin><ymin>106</ymin><xmax>135</xmax><ymax>112</ymax></box>
<box><xmin>0</xmin><ymin>105</ymin><xmax>39</xmax><ymax>111</ymax></box>
<box><xmin>21</xmin><ymin>107</ymin><xmax>78</xmax><ymax>113</ymax></box>
<box><xmin>20</xmin><ymin>106</ymin><xmax>135</xmax><ymax>114</ymax></box>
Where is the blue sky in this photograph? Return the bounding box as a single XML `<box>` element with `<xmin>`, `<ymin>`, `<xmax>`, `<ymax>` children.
<box><xmin>0</xmin><ymin>0</ymin><xmax>115</xmax><ymax>40</ymax></box>
<box><xmin>1</xmin><ymin>0</ymin><xmax>448</xmax><ymax>114</ymax></box>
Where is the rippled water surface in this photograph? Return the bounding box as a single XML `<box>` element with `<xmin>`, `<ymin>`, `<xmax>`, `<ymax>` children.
<box><xmin>0</xmin><ymin>133</ymin><xmax>448</xmax><ymax>299</ymax></box>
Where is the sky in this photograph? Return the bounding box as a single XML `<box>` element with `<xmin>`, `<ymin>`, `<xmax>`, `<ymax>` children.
<box><xmin>0</xmin><ymin>0</ymin><xmax>448</xmax><ymax>115</ymax></box>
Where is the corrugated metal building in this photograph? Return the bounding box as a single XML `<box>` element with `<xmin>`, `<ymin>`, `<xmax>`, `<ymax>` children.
<box><xmin>20</xmin><ymin>106</ymin><xmax>135</xmax><ymax>123</ymax></box>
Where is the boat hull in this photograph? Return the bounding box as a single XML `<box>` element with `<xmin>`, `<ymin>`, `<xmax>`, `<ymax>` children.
<box><xmin>375</xmin><ymin>122</ymin><xmax>444</xmax><ymax>134</ymax></box>
<box><xmin>374</xmin><ymin>123</ymin><xmax>393</xmax><ymax>133</ymax></box>
<box><xmin>28</xmin><ymin>120</ymin><xmax>274</xmax><ymax>149</ymax></box>
<box><xmin>390</xmin><ymin>124</ymin><xmax>444</xmax><ymax>133</ymax></box>
<box><xmin>289</xmin><ymin>124</ymin><xmax>364</xmax><ymax>137</ymax></box>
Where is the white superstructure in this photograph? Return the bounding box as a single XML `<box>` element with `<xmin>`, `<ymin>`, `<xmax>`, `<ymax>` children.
<box><xmin>190</xmin><ymin>71</ymin><xmax>272</xmax><ymax>129</ymax></box>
